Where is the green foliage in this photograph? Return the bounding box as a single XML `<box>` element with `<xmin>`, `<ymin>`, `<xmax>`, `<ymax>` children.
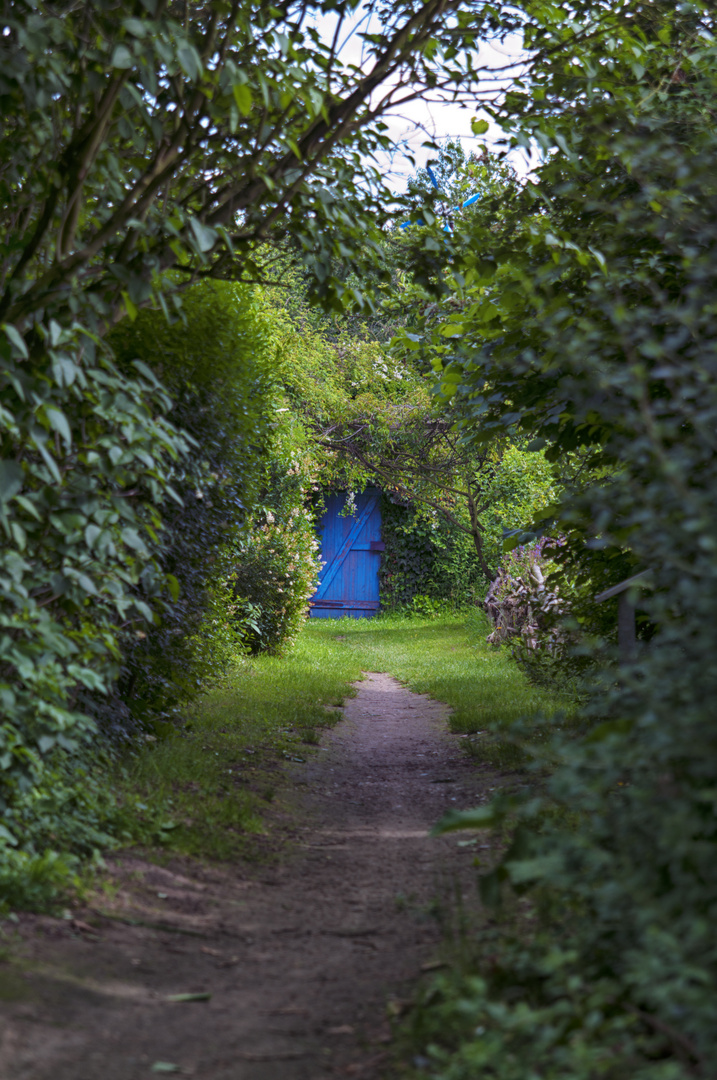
<box><xmin>227</xmin><ymin>457</ymin><xmax>320</xmax><ymax>654</ymax></box>
<box><xmin>0</xmin><ymin>0</ymin><xmax>537</xmax><ymax>907</ymax></box>
<box><xmin>0</xmin><ymin>741</ymin><xmax>170</xmax><ymax>912</ymax></box>
<box><xmin>107</xmin><ymin>280</ymin><xmax>276</xmax><ymax>727</ymax></box>
<box><xmin>0</xmin><ymin>0</ymin><xmax>509</xmax><ymax>874</ymax></box>
<box><xmin>407</xmin><ymin>139</ymin><xmax>518</xmax><ymax>234</ymax></box>
<box><xmin>405</xmin><ymin>3</ymin><xmax>717</xmax><ymax>1076</ymax></box>
<box><xmin>0</xmin><ymin>319</ymin><xmax>185</xmax><ymax>809</ymax></box>
<box><xmin>0</xmin><ymin>847</ymin><xmax>78</xmax><ymax>915</ymax></box>
<box><xmin>0</xmin><ymin>0</ymin><xmax>499</xmax><ymax>329</ymax></box>
<box><xmin>378</xmin><ymin>446</ymin><xmax>555</xmax><ymax>611</ymax></box>
<box><xmin>380</xmin><ymin>497</ymin><xmax>485</xmax><ymax>610</ymax></box>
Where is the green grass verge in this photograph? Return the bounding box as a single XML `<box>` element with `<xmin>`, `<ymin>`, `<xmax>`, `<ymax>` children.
<box><xmin>121</xmin><ymin>611</ymin><xmax>571</xmax><ymax>859</ymax></box>
<box><xmin>122</xmin><ymin>625</ymin><xmax>366</xmax><ymax>859</ymax></box>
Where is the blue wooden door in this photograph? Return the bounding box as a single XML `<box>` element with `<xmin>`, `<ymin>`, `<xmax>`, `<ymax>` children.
<box><xmin>310</xmin><ymin>489</ymin><xmax>383</xmax><ymax>619</ymax></box>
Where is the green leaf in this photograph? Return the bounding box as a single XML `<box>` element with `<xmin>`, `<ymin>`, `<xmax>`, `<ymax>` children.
<box><xmin>51</xmin><ymin>354</ymin><xmax>78</xmax><ymax>388</ymax></box>
<box><xmin>188</xmin><ymin>218</ymin><xmax>218</xmax><ymax>253</ymax></box>
<box><xmin>232</xmin><ymin>83</ymin><xmax>253</xmax><ymax>117</ymax></box>
<box><xmin>123</xmin><ymin>17</ymin><xmax>148</xmax><ymax>38</ymax></box>
<box><xmin>0</xmin><ymin>824</ymin><xmax>18</xmax><ymax>846</ymax></box>
<box><xmin>14</xmin><ymin>494</ymin><xmax>41</xmax><ymax>521</ymax></box>
<box><xmin>471</xmin><ymin>117</ymin><xmax>489</xmax><ymax>135</ymax></box>
<box><xmin>166</xmin><ymin>993</ymin><xmax>212</xmax><ymax>1003</ymax></box>
<box><xmin>76</xmin><ymin>574</ymin><xmax>98</xmax><ymax>596</ymax></box>
<box><xmin>84</xmin><ymin>524</ymin><xmax>102</xmax><ymax>549</ymax></box>
<box><xmin>432</xmin><ymin>805</ymin><xmax>497</xmax><ymax>835</ymax></box>
<box><xmin>3</xmin><ymin>324</ymin><xmax>28</xmax><ymax>359</ymax></box>
<box><xmin>0</xmin><ymin>461</ymin><xmax>23</xmax><ymax>505</ymax></box>
<box><xmin>111</xmin><ymin>44</ymin><xmax>134</xmax><ymax>69</ymax></box>
<box><xmin>475</xmin><ymin>302</ymin><xmax>499</xmax><ymax>324</ymax></box>
<box><xmin>132</xmin><ymin>359</ymin><xmax>161</xmax><ymax>387</ymax></box>
<box><xmin>166</xmin><ymin>573</ymin><xmax>180</xmax><ymax>601</ymax></box>
<box><xmin>121</xmin><ymin>527</ymin><xmax>149</xmax><ymax>555</ymax></box>
<box><xmin>178</xmin><ymin>44</ymin><xmax>203</xmax><ymax>82</ymax></box>
<box><xmin>122</xmin><ymin>291</ymin><xmax>138</xmax><ymax>321</ymax></box>
<box><xmin>10</xmin><ymin>521</ymin><xmax>26</xmax><ymax>550</ymax></box>
<box><xmin>45</xmin><ymin>406</ymin><xmax>72</xmax><ymax>447</ymax></box>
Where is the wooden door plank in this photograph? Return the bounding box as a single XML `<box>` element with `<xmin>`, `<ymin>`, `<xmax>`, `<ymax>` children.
<box><xmin>314</xmin><ymin>495</ymin><xmax>378</xmax><ymax>600</ymax></box>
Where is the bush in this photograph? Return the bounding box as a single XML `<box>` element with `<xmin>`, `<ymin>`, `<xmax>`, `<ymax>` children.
<box><xmin>421</xmin><ymin>7</ymin><xmax>717</xmax><ymax>1076</ymax></box>
<box><xmin>484</xmin><ymin>539</ymin><xmax>656</xmax><ymax>690</ymax></box>
<box><xmin>106</xmin><ymin>281</ymin><xmax>276</xmax><ymax>729</ymax></box>
<box><xmin>378</xmin><ymin>444</ymin><xmax>556</xmax><ymax>612</ymax></box>
<box><xmin>379</xmin><ymin>497</ymin><xmax>484</xmax><ymax>610</ymax></box>
<box><xmin>227</xmin><ymin>451</ymin><xmax>320</xmax><ymax>653</ymax></box>
<box><xmin>0</xmin><ymin>280</ymin><xmax>282</xmax><ymax>904</ymax></box>
<box><xmin>0</xmin><ymin>319</ymin><xmax>185</xmax><ymax>812</ymax></box>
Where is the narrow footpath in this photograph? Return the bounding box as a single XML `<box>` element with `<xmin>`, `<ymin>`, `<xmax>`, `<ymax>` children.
<box><xmin>1</xmin><ymin>674</ymin><xmax>500</xmax><ymax>1080</ymax></box>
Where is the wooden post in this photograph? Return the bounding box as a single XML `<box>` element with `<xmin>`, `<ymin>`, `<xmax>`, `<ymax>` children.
<box><xmin>595</xmin><ymin>570</ymin><xmax>652</xmax><ymax>666</ymax></box>
<box><xmin>617</xmin><ymin>591</ymin><xmax>637</xmax><ymax>665</ymax></box>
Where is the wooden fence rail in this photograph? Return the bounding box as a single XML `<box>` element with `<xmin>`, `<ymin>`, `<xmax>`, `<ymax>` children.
<box><xmin>594</xmin><ymin>570</ymin><xmax>653</xmax><ymax>664</ymax></box>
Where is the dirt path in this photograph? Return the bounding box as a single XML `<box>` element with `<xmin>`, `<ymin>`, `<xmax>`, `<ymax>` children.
<box><xmin>0</xmin><ymin>673</ymin><xmax>498</xmax><ymax>1080</ymax></box>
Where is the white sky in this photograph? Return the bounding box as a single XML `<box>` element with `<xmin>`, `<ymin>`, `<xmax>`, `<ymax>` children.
<box><xmin>310</xmin><ymin>7</ymin><xmax>531</xmax><ymax>191</ymax></box>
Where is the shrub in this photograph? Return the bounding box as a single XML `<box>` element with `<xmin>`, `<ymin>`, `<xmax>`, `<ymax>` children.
<box><xmin>379</xmin><ymin>497</ymin><xmax>484</xmax><ymax>611</ymax></box>
<box><xmin>227</xmin><ymin>451</ymin><xmax>320</xmax><ymax>653</ymax></box>
<box><xmin>0</xmin><ymin>320</ymin><xmax>186</xmax><ymax>812</ymax></box>
<box><xmin>106</xmin><ymin>281</ymin><xmax>276</xmax><ymax>728</ymax></box>
<box><xmin>424</xmin><ymin>7</ymin><xmax>717</xmax><ymax>1076</ymax></box>
<box><xmin>378</xmin><ymin>443</ymin><xmax>556</xmax><ymax>613</ymax></box>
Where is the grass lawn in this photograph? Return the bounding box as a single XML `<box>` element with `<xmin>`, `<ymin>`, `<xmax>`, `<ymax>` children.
<box><xmin>122</xmin><ymin>610</ymin><xmax>572</xmax><ymax>859</ymax></box>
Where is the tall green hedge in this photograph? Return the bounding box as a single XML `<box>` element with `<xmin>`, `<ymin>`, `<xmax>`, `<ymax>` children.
<box><xmin>105</xmin><ymin>281</ymin><xmax>277</xmax><ymax>732</ymax></box>
<box><xmin>0</xmin><ymin>320</ymin><xmax>185</xmax><ymax>815</ymax></box>
<box><xmin>409</xmin><ymin>5</ymin><xmax>717</xmax><ymax>1076</ymax></box>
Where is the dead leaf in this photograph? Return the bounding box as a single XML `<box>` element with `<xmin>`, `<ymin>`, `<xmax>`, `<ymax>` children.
<box><xmin>386</xmin><ymin>998</ymin><xmax>412</xmax><ymax>1018</ymax></box>
<box><xmin>345</xmin><ymin>1053</ymin><xmax>387</xmax><ymax>1075</ymax></box>
<box><xmin>200</xmin><ymin>946</ymin><xmax>222</xmax><ymax>957</ymax></box>
<box><xmin>70</xmin><ymin>919</ymin><xmax>97</xmax><ymax>935</ymax></box>
<box><xmin>421</xmin><ymin>959</ymin><xmax>448</xmax><ymax>972</ymax></box>
<box><xmin>327</xmin><ymin>1024</ymin><xmax>355</xmax><ymax>1035</ymax></box>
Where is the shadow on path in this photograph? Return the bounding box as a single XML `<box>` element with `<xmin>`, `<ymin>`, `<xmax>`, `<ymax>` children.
<box><xmin>0</xmin><ymin>674</ymin><xmax>501</xmax><ymax>1080</ymax></box>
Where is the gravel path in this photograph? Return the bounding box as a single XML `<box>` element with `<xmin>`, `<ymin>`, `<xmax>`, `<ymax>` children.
<box><xmin>0</xmin><ymin>673</ymin><xmax>497</xmax><ymax>1080</ymax></box>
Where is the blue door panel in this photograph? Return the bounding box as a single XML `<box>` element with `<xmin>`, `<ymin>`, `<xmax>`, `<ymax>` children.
<box><xmin>309</xmin><ymin>489</ymin><xmax>382</xmax><ymax>619</ymax></box>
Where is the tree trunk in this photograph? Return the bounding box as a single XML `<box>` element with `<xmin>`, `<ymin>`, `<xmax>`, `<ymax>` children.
<box><xmin>466</xmin><ymin>483</ymin><xmax>495</xmax><ymax>580</ymax></box>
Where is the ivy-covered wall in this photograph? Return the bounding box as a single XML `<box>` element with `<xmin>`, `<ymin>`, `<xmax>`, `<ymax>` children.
<box><xmin>378</xmin><ymin>495</ymin><xmax>486</xmax><ymax>610</ymax></box>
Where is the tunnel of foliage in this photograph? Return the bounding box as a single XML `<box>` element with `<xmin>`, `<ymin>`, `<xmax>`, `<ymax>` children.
<box><xmin>2</xmin><ymin>4</ymin><xmax>715</xmax><ymax>1077</ymax></box>
<box><xmin>0</xmin><ymin>0</ymin><xmax>511</xmax><ymax>903</ymax></box>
